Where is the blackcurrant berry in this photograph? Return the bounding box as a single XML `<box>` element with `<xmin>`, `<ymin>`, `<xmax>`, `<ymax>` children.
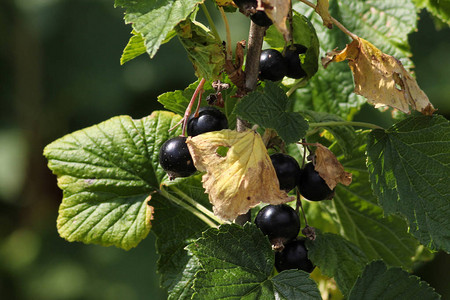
<box><xmin>297</xmin><ymin>162</ymin><xmax>334</xmax><ymax>201</ymax></box>
<box><xmin>284</xmin><ymin>44</ymin><xmax>307</xmax><ymax>79</ymax></box>
<box><xmin>250</xmin><ymin>11</ymin><xmax>273</xmax><ymax>27</ymax></box>
<box><xmin>255</xmin><ymin>204</ymin><xmax>300</xmax><ymax>244</ymax></box>
<box><xmin>270</xmin><ymin>153</ymin><xmax>301</xmax><ymax>192</ymax></box>
<box><xmin>259</xmin><ymin>49</ymin><xmax>287</xmax><ymax>82</ymax></box>
<box><xmin>275</xmin><ymin>238</ymin><xmax>315</xmax><ymax>273</ymax></box>
<box><xmin>187</xmin><ymin>106</ymin><xmax>228</xmax><ymax>137</ymax></box>
<box><xmin>159</xmin><ymin>136</ymin><xmax>196</xmax><ymax>180</ymax></box>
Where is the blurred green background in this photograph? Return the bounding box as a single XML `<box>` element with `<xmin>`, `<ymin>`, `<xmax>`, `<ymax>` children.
<box><xmin>0</xmin><ymin>0</ymin><xmax>449</xmax><ymax>299</ymax></box>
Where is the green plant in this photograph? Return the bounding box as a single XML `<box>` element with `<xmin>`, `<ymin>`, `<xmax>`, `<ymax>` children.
<box><xmin>43</xmin><ymin>0</ymin><xmax>449</xmax><ymax>298</ymax></box>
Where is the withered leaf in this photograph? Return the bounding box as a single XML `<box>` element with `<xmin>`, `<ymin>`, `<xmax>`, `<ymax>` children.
<box><xmin>316</xmin><ymin>0</ymin><xmax>333</xmax><ymax>29</ymax></box>
<box><xmin>260</xmin><ymin>0</ymin><xmax>291</xmax><ymax>41</ymax></box>
<box><xmin>322</xmin><ymin>38</ymin><xmax>436</xmax><ymax>116</ymax></box>
<box><xmin>313</xmin><ymin>143</ymin><xmax>352</xmax><ymax>190</ymax></box>
<box><xmin>187</xmin><ymin>129</ymin><xmax>293</xmax><ymax>221</ymax></box>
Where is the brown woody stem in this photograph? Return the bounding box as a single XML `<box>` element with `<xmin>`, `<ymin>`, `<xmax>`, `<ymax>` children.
<box><xmin>244</xmin><ymin>21</ymin><xmax>266</xmax><ymax>92</ymax></box>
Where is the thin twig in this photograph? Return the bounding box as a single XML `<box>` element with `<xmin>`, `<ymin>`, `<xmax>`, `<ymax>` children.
<box><xmin>201</xmin><ymin>3</ymin><xmax>221</xmax><ymax>42</ymax></box>
<box><xmin>177</xmin><ymin>78</ymin><xmax>206</xmax><ymax>136</ymax></box>
<box><xmin>298</xmin><ymin>0</ymin><xmax>358</xmax><ymax>40</ymax></box>
<box><xmin>296</xmin><ymin>189</ymin><xmax>308</xmax><ymax>226</ymax></box>
<box><xmin>219</xmin><ymin>7</ymin><xmax>233</xmax><ymax>60</ymax></box>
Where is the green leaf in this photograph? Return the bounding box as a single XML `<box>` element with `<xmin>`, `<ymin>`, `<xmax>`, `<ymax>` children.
<box><xmin>367</xmin><ymin>114</ymin><xmax>450</xmax><ymax>252</ymax></box>
<box><xmin>413</xmin><ymin>0</ymin><xmax>450</xmax><ymax>25</ymax></box>
<box><xmin>336</xmin><ymin>0</ymin><xmax>417</xmax><ymax>67</ymax></box>
<box><xmin>306</xmin><ymin>232</ymin><xmax>369</xmax><ymax>296</ymax></box>
<box><xmin>152</xmin><ymin>176</ymin><xmax>212</xmax><ymax>299</ymax></box>
<box><xmin>319</xmin><ymin>130</ymin><xmax>420</xmax><ymax>268</ymax></box>
<box><xmin>235</xmin><ymin>82</ymin><xmax>309</xmax><ymax>144</ymax></box>
<box><xmin>292</xmin><ymin>62</ymin><xmax>363</xmax><ymax>120</ymax></box>
<box><xmin>265</xmin><ymin>12</ymin><xmax>320</xmax><ymax>79</ymax></box>
<box><xmin>121</xmin><ymin>30</ymin><xmax>177</xmax><ymax>64</ymax></box>
<box><xmin>44</xmin><ymin>111</ymin><xmax>182</xmax><ymax>250</ymax></box>
<box><xmin>120</xmin><ymin>30</ymin><xmax>146</xmax><ymax>65</ymax></box>
<box><xmin>115</xmin><ymin>0</ymin><xmax>203</xmax><ymax>58</ymax></box>
<box><xmin>188</xmin><ymin>223</ymin><xmax>321</xmax><ymax>299</ymax></box>
<box><xmin>348</xmin><ymin>261</ymin><xmax>441</xmax><ymax>299</ymax></box>
<box><xmin>176</xmin><ymin>19</ymin><xmax>225</xmax><ymax>80</ymax></box>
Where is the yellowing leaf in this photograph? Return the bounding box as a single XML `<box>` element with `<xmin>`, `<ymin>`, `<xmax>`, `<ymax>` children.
<box><xmin>314</xmin><ymin>143</ymin><xmax>352</xmax><ymax>190</ymax></box>
<box><xmin>322</xmin><ymin>38</ymin><xmax>436</xmax><ymax>116</ymax></box>
<box><xmin>215</xmin><ymin>0</ymin><xmax>235</xmax><ymax>6</ymax></box>
<box><xmin>316</xmin><ymin>0</ymin><xmax>333</xmax><ymax>29</ymax></box>
<box><xmin>261</xmin><ymin>0</ymin><xmax>291</xmax><ymax>41</ymax></box>
<box><xmin>186</xmin><ymin>129</ymin><xmax>293</xmax><ymax>221</ymax></box>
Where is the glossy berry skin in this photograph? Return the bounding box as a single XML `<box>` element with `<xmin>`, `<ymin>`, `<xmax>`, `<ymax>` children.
<box><xmin>259</xmin><ymin>49</ymin><xmax>287</xmax><ymax>81</ymax></box>
<box><xmin>284</xmin><ymin>44</ymin><xmax>307</xmax><ymax>79</ymax></box>
<box><xmin>159</xmin><ymin>136</ymin><xmax>196</xmax><ymax>180</ymax></box>
<box><xmin>298</xmin><ymin>162</ymin><xmax>334</xmax><ymax>201</ymax></box>
<box><xmin>255</xmin><ymin>204</ymin><xmax>300</xmax><ymax>243</ymax></box>
<box><xmin>187</xmin><ymin>106</ymin><xmax>228</xmax><ymax>137</ymax></box>
<box><xmin>275</xmin><ymin>239</ymin><xmax>315</xmax><ymax>273</ymax></box>
<box><xmin>250</xmin><ymin>11</ymin><xmax>273</xmax><ymax>27</ymax></box>
<box><xmin>270</xmin><ymin>153</ymin><xmax>301</xmax><ymax>192</ymax></box>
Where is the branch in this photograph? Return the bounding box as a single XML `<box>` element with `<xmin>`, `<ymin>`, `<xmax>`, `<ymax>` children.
<box><xmin>244</xmin><ymin>22</ymin><xmax>266</xmax><ymax>92</ymax></box>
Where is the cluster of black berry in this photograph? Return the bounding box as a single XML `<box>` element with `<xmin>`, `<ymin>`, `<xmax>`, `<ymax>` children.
<box><xmin>255</xmin><ymin>204</ymin><xmax>314</xmax><ymax>273</ymax></box>
<box><xmin>259</xmin><ymin>44</ymin><xmax>308</xmax><ymax>81</ymax></box>
<box><xmin>159</xmin><ymin>107</ymin><xmax>228</xmax><ymax>180</ymax></box>
<box><xmin>233</xmin><ymin>0</ymin><xmax>273</xmax><ymax>27</ymax></box>
<box><xmin>270</xmin><ymin>153</ymin><xmax>334</xmax><ymax>201</ymax></box>
<box><xmin>253</xmin><ymin>153</ymin><xmax>335</xmax><ymax>273</ymax></box>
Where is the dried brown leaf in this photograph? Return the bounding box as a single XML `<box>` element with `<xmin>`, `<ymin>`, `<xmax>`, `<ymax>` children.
<box><xmin>316</xmin><ymin>0</ymin><xmax>333</xmax><ymax>29</ymax></box>
<box><xmin>187</xmin><ymin>129</ymin><xmax>293</xmax><ymax>221</ymax></box>
<box><xmin>314</xmin><ymin>143</ymin><xmax>352</xmax><ymax>190</ymax></box>
<box><xmin>322</xmin><ymin>38</ymin><xmax>436</xmax><ymax>115</ymax></box>
<box><xmin>261</xmin><ymin>0</ymin><xmax>291</xmax><ymax>41</ymax></box>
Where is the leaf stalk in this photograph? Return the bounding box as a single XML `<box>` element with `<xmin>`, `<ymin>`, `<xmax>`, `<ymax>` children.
<box><xmin>201</xmin><ymin>3</ymin><xmax>221</xmax><ymax>42</ymax></box>
<box><xmin>308</xmin><ymin>121</ymin><xmax>384</xmax><ymax>130</ymax></box>
<box><xmin>158</xmin><ymin>187</ymin><xmax>219</xmax><ymax>228</ymax></box>
<box><xmin>298</xmin><ymin>0</ymin><xmax>358</xmax><ymax>40</ymax></box>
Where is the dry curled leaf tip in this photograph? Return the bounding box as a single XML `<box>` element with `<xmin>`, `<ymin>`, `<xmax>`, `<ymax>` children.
<box><xmin>322</xmin><ymin>38</ymin><xmax>436</xmax><ymax>116</ymax></box>
<box><xmin>309</xmin><ymin>143</ymin><xmax>352</xmax><ymax>190</ymax></box>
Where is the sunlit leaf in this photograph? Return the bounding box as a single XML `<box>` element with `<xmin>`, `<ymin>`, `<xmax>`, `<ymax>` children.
<box><xmin>186</xmin><ymin>129</ymin><xmax>293</xmax><ymax>220</ymax></box>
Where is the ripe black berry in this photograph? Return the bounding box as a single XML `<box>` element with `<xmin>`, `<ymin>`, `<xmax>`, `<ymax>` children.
<box><xmin>187</xmin><ymin>106</ymin><xmax>228</xmax><ymax>136</ymax></box>
<box><xmin>159</xmin><ymin>136</ymin><xmax>196</xmax><ymax>180</ymax></box>
<box><xmin>275</xmin><ymin>239</ymin><xmax>315</xmax><ymax>273</ymax></box>
<box><xmin>284</xmin><ymin>44</ymin><xmax>307</xmax><ymax>79</ymax></box>
<box><xmin>255</xmin><ymin>204</ymin><xmax>300</xmax><ymax>244</ymax></box>
<box><xmin>298</xmin><ymin>162</ymin><xmax>334</xmax><ymax>201</ymax></box>
<box><xmin>250</xmin><ymin>11</ymin><xmax>273</xmax><ymax>27</ymax></box>
<box><xmin>259</xmin><ymin>49</ymin><xmax>287</xmax><ymax>81</ymax></box>
<box><xmin>270</xmin><ymin>153</ymin><xmax>301</xmax><ymax>192</ymax></box>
